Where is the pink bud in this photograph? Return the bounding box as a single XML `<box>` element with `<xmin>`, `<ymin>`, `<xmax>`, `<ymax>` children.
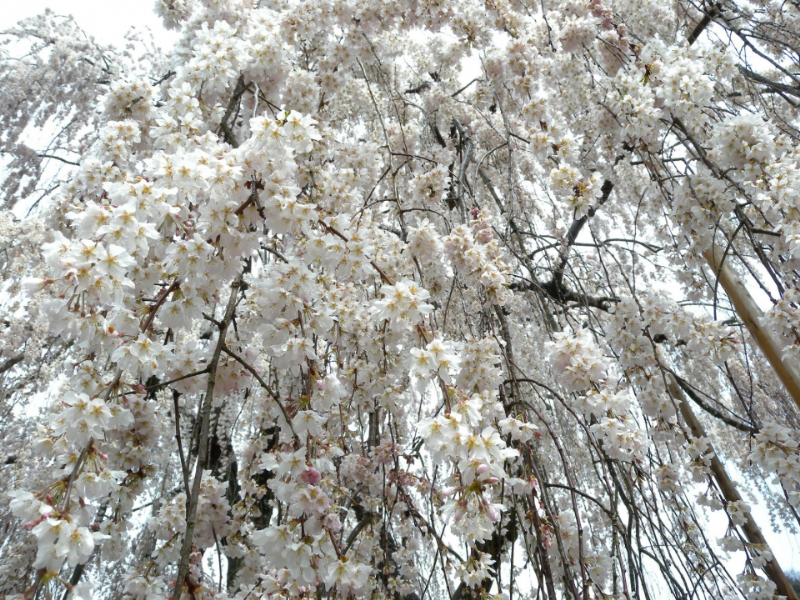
<box><xmin>486</xmin><ymin>504</ymin><xmax>499</xmax><ymax>522</ymax></box>
<box><xmin>476</xmin><ymin>229</ymin><xmax>494</xmax><ymax>244</ymax></box>
<box><xmin>476</xmin><ymin>464</ymin><xmax>490</xmax><ymax>475</ymax></box>
<box><xmin>324</xmin><ymin>513</ymin><xmax>342</xmax><ymax>532</ymax></box>
<box><xmin>298</xmin><ymin>467</ymin><xmax>321</xmax><ymax>485</ymax></box>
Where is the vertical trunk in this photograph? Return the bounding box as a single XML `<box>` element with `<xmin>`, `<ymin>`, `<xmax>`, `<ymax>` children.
<box><xmin>172</xmin><ymin>279</ymin><xmax>241</xmax><ymax>600</ymax></box>
<box><xmin>703</xmin><ymin>246</ymin><xmax>800</xmax><ymax>410</ymax></box>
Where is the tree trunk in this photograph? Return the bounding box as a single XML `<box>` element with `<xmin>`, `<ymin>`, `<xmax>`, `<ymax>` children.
<box><xmin>667</xmin><ymin>376</ymin><xmax>799</xmax><ymax>600</ymax></box>
<box><xmin>703</xmin><ymin>246</ymin><xmax>800</xmax><ymax>410</ymax></box>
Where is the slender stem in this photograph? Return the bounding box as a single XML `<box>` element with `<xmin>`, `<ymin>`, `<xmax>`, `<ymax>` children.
<box><xmin>221</xmin><ymin>343</ymin><xmax>300</xmax><ymax>444</ymax></box>
<box><xmin>174</xmin><ymin>393</ymin><xmax>190</xmax><ymax>496</ymax></box>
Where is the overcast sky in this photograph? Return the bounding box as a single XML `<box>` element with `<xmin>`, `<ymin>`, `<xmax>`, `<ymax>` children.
<box><xmin>0</xmin><ymin>0</ymin><xmax>177</xmax><ymax>49</ymax></box>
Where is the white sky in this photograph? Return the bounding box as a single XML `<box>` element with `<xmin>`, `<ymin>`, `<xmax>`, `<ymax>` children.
<box><xmin>0</xmin><ymin>0</ymin><xmax>177</xmax><ymax>49</ymax></box>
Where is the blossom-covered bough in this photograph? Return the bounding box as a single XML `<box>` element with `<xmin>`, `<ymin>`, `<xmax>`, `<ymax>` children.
<box><xmin>3</xmin><ymin>0</ymin><xmax>800</xmax><ymax>599</ymax></box>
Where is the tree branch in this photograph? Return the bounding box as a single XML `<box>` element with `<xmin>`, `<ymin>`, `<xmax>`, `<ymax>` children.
<box><xmin>0</xmin><ymin>353</ymin><xmax>24</xmax><ymax>375</ymax></box>
<box><xmin>673</xmin><ymin>375</ymin><xmax>759</xmax><ymax>434</ymax></box>
<box><xmin>687</xmin><ymin>4</ymin><xmax>720</xmax><ymax>46</ymax></box>
<box><xmin>221</xmin><ymin>343</ymin><xmax>300</xmax><ymax>444</ymax></box>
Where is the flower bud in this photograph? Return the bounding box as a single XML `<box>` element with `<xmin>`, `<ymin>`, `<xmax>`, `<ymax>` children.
<box><xmin>298</xmin><ymin>467</ymin><xmax>321</xmax><ymax>485</ymax></box>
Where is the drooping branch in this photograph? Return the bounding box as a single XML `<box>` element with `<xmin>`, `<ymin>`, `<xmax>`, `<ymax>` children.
<box><xmin>221</xmin><ymin>343</ymin><xmax>300</xmax><ymax>444</ymax></box>
<box><xmin>481</xmin><ymin>167</ymin><xmax>618</xmax><ymax>312</ymax></box>
<box><xmin>672</xmin><ymin>374</ymin><xmax>759</xmax><ymax>434</ymax></box>
<box><xmin>737</xmin><ymin>65</ymin><xmax>800</xmax><ymax>99</ymax></box>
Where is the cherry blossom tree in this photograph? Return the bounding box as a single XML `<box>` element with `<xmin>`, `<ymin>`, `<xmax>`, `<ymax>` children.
<box><xmin>4</xmin><ymin>1</ymin><xmax>800</xmax><ymax>600</ymax></box>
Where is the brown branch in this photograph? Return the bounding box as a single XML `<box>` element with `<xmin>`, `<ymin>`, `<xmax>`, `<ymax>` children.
<box><xmin>510</xmin><ymin>277</ymin><xmax>619</xmax><ymax>312</ymax></box>
<box><xmin>673</xmin><ymin>375</ymin><xmax>759</xmax><ymax>434</ymax></box>
<box><xmin>0</xmin><ymin>353</ymin><xmax>24</xmax><ymax>375</ymax></box>
<box><xmin>61</xmin><ymin>442</ymin><xmax>91</xmax><ymax>512</ymax></box>
<box><xmin>481</xmin><ymin>166</ymin><xmax>617</xmax><ymax>312</ymax></box>
<box><xmin>687</xmin><ymin>4</ymin><xmax>719</xmax><ymax>46</ymax></box>
<box><xmin>318</xmin><ymin>219</ymin><xmax>392</xmax><ymax>284</ymax></box>
<box><xmin>37</xmin><ymin>153</ymin><xmax>79</xmax><ymax>166</ymax></box>
<box><xmin>141</xmin><ymin>368</ymin><xmax>209</xmax><ymax>393</ymax></box>
<box><xmin>703</xmin><ymin>246</ymin><xmax>800</xmax><ymax>411</ymax></box>
<box><xmin>553</xmin><ymin>180</ymin><xmax>614</xmax><ymax>290</ymax></box>
<box><xmin>343</xmin><ymin>512</ymin><xmax>374</xmax><ymax>554</ymax></box>
<box><xmin>221</xmin><ymin>343</ymin><xmax>300</xmax><ymax>444</ymax></box>
<box><xmin>737</xmin><ymin>64</ymin><xmax>800</xmax><ymax>99</ymax></box>
<box><xmin>142</xmin><ymin>278</ymin><xmax>181</xmax><ymax>332</ymax></box>
<box><xmin>174</xmin><ymin>392</ymin><xmax>191</xmax><ymax>496</ymax></box>
<box><xmin>217</xmin><ymin>75</ymin><xmax>248</xmax><ymax>148</ymax></box>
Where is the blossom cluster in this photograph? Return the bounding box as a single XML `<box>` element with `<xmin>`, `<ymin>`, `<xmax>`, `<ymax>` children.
<box><xmin>4</xmin><ymin>0</ymin><xmax>800</xmax><ymax>599</ymax></box>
